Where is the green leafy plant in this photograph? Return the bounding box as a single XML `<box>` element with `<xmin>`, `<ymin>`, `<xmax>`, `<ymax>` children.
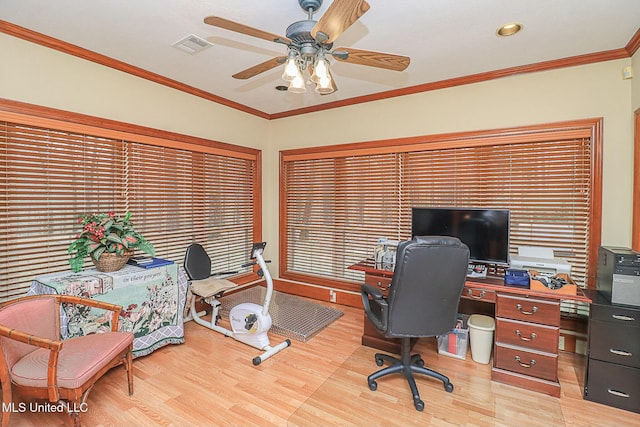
<box><xmin>68</xmin><ymin>211</ymin><xmax>155</xmax><ymax>273</ymax></box>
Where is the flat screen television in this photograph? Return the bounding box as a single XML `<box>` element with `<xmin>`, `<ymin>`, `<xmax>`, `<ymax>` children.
<box><xmin>411</xmin><ymin>207</ymin><xmax>510</xmax><ymax>265</ymax></box>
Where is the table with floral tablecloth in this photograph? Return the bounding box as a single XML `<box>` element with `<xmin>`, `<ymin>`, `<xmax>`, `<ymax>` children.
<box><xmin>29</xmin><ymin>263</ymin><xmax>188</xmax><ymax>358</ymax></box>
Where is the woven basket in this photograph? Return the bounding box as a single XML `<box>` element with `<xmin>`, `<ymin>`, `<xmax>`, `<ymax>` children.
<box><xmin>92</xmin><ymin>251</ymin><xmax>133</xmax><ymax>272</ymax></box>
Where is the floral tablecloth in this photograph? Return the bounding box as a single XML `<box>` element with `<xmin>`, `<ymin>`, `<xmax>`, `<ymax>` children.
<box><xmin>28</xmin><ymin>263</ymin><xmax>188</xmax><ymax>358</ymax></box>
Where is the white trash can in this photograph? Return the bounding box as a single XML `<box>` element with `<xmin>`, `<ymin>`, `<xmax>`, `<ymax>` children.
<box><xmin>468</xmin><ymin>314</ymin><xmax>495</xmax><ymax>364</ymax></box>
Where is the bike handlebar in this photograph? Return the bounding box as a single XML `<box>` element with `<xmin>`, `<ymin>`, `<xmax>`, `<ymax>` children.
<box><xmin>241</xmin><ymin>260</ymin><xmax>271</xmax><ymax>268</ymax></box>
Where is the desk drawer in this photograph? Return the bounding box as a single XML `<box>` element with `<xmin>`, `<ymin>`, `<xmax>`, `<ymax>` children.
<box><xmin>496</xmin><ymin>294</ymin><xmax>560</xmax><ymax>326</ymax></box>
<box><xmin>496</xmin><ymin>318</ymin><xmax>559</xmax><ymax>354</ymax></box>
<box><xmin>494</xmin><ymin>343</ymin><xmax>558</xmax><ymax>382</ymax></box>
<box><xmin>585</xmin><ymin>359</ymin><xmax>640</xmax><ymax>414</ymax></box>
<box><xmin>589</xmin><ymin>320</ymin><xmax>640</xmax><ymax>368</ymax></box>
<box><xmin>590</xmin><ymin>304</ymin><xmax>640</xmax><ymax>327</ymax></box>
<box><xmin>463</xmin><ymin>286</ymin><xmax>496</xmax><ymax>303</ymax></box>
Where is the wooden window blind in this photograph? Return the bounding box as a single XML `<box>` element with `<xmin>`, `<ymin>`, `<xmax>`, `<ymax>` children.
<box><xmin>0</xmin><ymin>123</ymin><xmax>126</xmax><ymax>301</ymax></box>
<box><xmin>402</xmin><ymin>139</ymin><xmax>591</xmax><ymax>283</ymax></box>
<box><xmin>283</xmin><ymin>154</ymin><xmax>402</xmax><ymax>283</ymax></box>
<box><xmin>126</xmin><ymin>143</ymin><xmax>256</xmax><ymax>274</ymax></box>
<box><xmin>0</xmin><ymin>118</ymin><xmax>259</xmax><ymax>301</ymax></box>
<box><xmin>281</xmin><ymin>121</ymin><xmax>601</xmax><ymax>290</ymax></box>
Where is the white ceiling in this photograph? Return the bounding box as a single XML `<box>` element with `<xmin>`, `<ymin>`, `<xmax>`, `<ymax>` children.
<box><xmin>2</xmin><ymin>0</ymin><xmax>639</xmax><ymax>117</ymax></box>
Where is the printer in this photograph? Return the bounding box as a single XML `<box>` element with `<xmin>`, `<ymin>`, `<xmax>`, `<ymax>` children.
<box><xmin>597</xmin><ymin>246</ymin><xmax>640</xmax><ymax>307</ymax></box>
<box><xmin>510</xmin><ymin>246</ymin><xmax>572</xmax><ymax>276</ymax></box>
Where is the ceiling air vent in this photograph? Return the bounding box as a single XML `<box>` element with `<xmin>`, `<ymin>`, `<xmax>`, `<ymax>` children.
<box><xmin>172</xmin><ymin>34</ymin><xmax>213</xmax><ymax>54</ymax></box>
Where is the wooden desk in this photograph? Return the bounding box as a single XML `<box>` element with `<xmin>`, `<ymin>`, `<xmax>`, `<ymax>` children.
<box><xmin>350</xmin><ymin>259</ymin><xmax>592</xmax><ymax>397</ymax></box>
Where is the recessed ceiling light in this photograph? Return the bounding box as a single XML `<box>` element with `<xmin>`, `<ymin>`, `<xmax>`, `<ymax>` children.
<box><xmin>496</xmin><ymin>23</ymin><xmax>523</xmax><ymax>37</ymax></box>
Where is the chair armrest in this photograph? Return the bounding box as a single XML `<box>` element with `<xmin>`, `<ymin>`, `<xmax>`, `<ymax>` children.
<box><xmin>58</xmin><ymin>295</ymin><xmax>123</xmax><ymax>332</ymax></box>
<box><xmin>361</xmin><ymin>283</ymin><xmax>384</xmax><ymax>300</ymax></box>
<box><xmin>360</xmin><ymin>283</ymin><xmax>388</xmax><ymax>332</ymax></box>
<box><xmin>0</xmin><ymin>324</ymin><xmax>63</xmax><ymax>351</ymax></box>
<box><xmin>0</xmin><ymin>324</ymin><xmax>64</xmax><ymax>401</ymax></box>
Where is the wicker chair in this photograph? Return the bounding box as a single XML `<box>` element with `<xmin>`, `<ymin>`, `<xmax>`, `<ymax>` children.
<box><xmin>0</xmin><ymin>294</ymin><xmax>134</xmax><ymax>427</ymax></box>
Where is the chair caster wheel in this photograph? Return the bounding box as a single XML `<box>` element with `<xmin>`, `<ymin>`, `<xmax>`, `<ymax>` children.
<box><xmin>416</xmin><ymin>358</ymin><xmax>424</xmax><ymax>367</ymax></box>
<box><xmin>252</xmin><ymin>357</ymin><xmax>262</xmax><ymax>366</ymax></box>
<box><xmin>375</xmin><ymin>356</ymin><xmax>384</xmax><ymax>367</ymax></box>
<box><xmin>414</xmin><ymin>399</ymin><xmax>424</xmax><ymax>411</ymax></box>
<box><xmin>368</xmin><ymin>380</ymin><xmax>377</xmax><ymax>391</ymax></box>
<box><xmin>444</xmin><ymin>382</ymin><xmax>454</xmax><ymax>393</ymax></box>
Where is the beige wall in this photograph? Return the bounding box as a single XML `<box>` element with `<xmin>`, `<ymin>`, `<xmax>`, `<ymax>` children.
<box><xmin>0</xmin><ymin>33</ymin><xmax>268</xmax><ymax>147</ymax></box>
<box><xmin>1</xmin><ymin>33</ymin><xmax>636</xmax><ymax>278</ymax></box>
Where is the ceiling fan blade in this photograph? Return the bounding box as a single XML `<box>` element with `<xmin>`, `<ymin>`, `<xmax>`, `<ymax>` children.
<box><xmin>332</xmin><ymin>47</ymin><xmax>410</xmax><ymax>71</ymax></box>
<box><xmin>311</xmin><ymin>0</ymin><xmax>370</xmax><ymax>44</ymax></box>
<box><xmin>204</xmin><ymin>16</ymin><xmax>290</xmax><ymax>44</ymax></box>
<box><xmin>232</xmin><ymin>56</ymin><xmax>286</xmax><ymax>80</ymax></box>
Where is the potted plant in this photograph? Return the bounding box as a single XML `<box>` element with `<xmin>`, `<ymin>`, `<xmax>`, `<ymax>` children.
<box><xmin>68</xmin><ymin>211</ymin><xmax>155</xmax><ymax>273</ymax></box>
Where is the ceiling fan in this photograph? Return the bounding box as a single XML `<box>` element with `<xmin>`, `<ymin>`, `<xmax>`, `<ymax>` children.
<box><xmin>204</xmin><ymin>0</ymin><xmax>410</xmax><ymax>94</ymax></box>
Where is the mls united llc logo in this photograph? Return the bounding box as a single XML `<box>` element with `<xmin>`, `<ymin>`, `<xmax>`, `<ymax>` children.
<box><xmin>2</xmin><ymin>401</ymin><xmax>88</xmax><ymax>414</ymax></box>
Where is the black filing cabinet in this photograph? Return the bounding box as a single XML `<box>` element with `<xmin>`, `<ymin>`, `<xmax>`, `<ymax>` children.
<box><xmin>584</xmin><ymin>291</ymin><xmax>640</xmax><ymax>413</ymax></box>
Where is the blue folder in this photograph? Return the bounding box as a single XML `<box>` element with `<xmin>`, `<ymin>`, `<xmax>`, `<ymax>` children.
<box><xmin>130</xmin><ymin>257</ymin><xmax>174</xmax><ymax>269</ymax></box>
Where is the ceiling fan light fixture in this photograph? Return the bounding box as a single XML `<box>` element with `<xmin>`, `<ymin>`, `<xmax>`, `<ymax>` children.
<box><xmin>310</xmin><ymin>55</ymin><xmax>330</xmax><ymax>83</ymax></box>
<box><xmin>281</xmin><ymin>52</ymin><xmax>302</xmax><ymax>82</ymax></box>
<box><xmin>288</xmin><ymin>74</ymin><xmax>307</xmax><ymax>93</ymax></box>
<box><xmin>496</xmin><ymin>22</ymin><xmax>523</xmax><ymax>37</ymax></box>
<box><xmin>284</xmin><ymin>47</ymin><xmax>335</xmax><ymax>94</ymax></box>
<box><xmin>314</xmin><ymin>75</ymin><xmax>335</xmax><ymax>94</ymax></box>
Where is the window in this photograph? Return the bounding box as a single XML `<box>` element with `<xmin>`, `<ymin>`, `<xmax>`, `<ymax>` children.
<box><xmin>281</xmin><ymin>120</ymin><xmax>602</xmax><ymax>290</ymax></box>
<box><xmin>125</xmin><ymin>143</ymin><xmax>257</xmax><ymax>272</ymax></box>
<box><xmin>0</xmin><ymin>102</ymin><xmax>261</xmax><ymax>301</ymax></box>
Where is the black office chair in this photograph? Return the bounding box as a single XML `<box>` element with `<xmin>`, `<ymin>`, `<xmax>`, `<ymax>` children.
<box><xmin>361</xmin><ymin>236</ymin><xmax>470</xmax><ymax>411</ymax></box>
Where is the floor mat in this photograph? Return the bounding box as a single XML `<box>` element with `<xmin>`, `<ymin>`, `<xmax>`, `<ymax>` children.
<box><xmin>219</xmin><ymin>287</ymin><xmax>343</xmax><ymax>342</ymax></box>
<box><xmin>288</xmin><ymin>344</ymin><xmax>567</xmax><ymax>427</ymax></box>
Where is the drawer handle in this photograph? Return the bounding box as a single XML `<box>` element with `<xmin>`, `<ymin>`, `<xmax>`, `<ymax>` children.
<box><xmin>514</xmin><ymin>355</ymin><xmax>536</xmax><ymax>368</ymax></box>
<box><xmin>516</xmin><ymin>303</ymin><xmax>538</xmax><ymax>315</ymax></box>
<box><xmin>612</xmin><ymin>314</ymin><xmax>635</xmax><ymax>322</ymax></box>
<box><xmin>467</xmin><ymin>289</ymin><xmax>486</xmax><ymax>299</ymax></box>
<box><xmin>609</xmin><ymin>348</ymin><xmax>632</xmax><ymax>357</ymax></box>
<box><xmin>607</xmin><ymin>388</ymin><xmax>630</xmax><ymax>398</ymax></box>
<box><xmin>515</xmin><ymin>330</ymin><xmax>537</xmax><ymax>341</ymax></box>
<box><xmin>376</xmin><ymin>281</ymin><xmax>390</xmax><ymax>291</ymax></box>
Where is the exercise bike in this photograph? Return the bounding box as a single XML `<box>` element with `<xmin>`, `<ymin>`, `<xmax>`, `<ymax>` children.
<box><xmin>184</xmin><ymin>242</ymin><xmax>291</xmax><ymax>365</ymax></box>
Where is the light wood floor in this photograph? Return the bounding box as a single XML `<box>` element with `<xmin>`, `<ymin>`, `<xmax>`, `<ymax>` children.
<box><xmin>5</xmin><ymin>299</ymin><xmax>640</xmax><ymax>426</ymax></box>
